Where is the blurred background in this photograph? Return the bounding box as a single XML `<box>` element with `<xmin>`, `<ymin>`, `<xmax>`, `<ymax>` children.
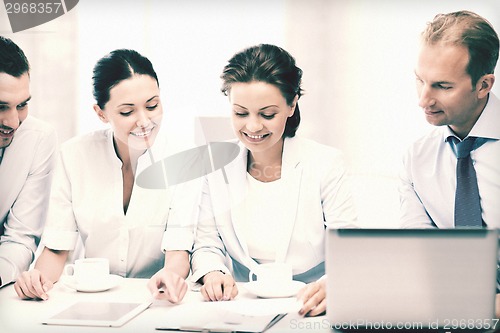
<box><xmin>1</xmin><ymin>0</ymin><xmax>499</xmax><ymax>227</ymax></box>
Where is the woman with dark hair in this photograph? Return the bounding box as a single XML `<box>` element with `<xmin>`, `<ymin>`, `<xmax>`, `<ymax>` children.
<box><xmin>14</xmin><ymin>49</ymin><xmax>191</xmax><ymax>303</ymax></box>
<box><xmin>191</xmin><ymin>44</ymin><xmax>357</xmax><ymax>316</ymax></box>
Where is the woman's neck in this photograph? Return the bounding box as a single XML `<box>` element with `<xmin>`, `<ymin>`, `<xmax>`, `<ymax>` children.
<box><xmin>113</xmin><ymin>137</ymin><xmax>145</xmax><ymax>171</ymax></box>
<box><xmin>247</xmin><ymin>138</ymin><xmax>284</xmax><ymax>182</ymax></box>
<box><xmin>113</xmin><ymin>137</ymin><xmax>146</xmax><ymax>214</ymax></box>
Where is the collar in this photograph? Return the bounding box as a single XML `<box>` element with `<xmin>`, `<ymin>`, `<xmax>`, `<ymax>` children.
<box><xmin>443</xmin><ymin>92</ymin><xmax>500</xmax><ymax>143</ymax></box>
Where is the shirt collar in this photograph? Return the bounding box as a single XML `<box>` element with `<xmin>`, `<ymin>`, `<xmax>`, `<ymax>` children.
<box><xmin>443</xmin><ymin>92</ymin><xmax>500</xmax><ymax>143</ymax></box>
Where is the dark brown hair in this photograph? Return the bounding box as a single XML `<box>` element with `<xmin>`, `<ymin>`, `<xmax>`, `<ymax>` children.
<box><xmin>221</xmin><ymin>44</ymin><xmax>303</xmax><ymax>138</ymax></box>
<box><xmin>92</xmin><ymin>49</ymin><xmax>159</xmax><ymax>109</ymax></box>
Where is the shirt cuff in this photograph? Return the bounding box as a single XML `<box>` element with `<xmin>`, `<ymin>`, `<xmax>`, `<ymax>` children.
<box><xmin>161</xmin><ymin>227</ymin><xmax>194</xmax><ymax>252</ymax></box>
<box><xmin>189</xmin><ymin>264</ymin><xmax>231</xmax><ymax>284</ymax></box>
<box><xmin>42</xmin><ymin>229</ymin><xmax>79</xmax><ymax>250</ymax></box>
<box><xmin>190</xmin><ymin>250</ymin><xmax>230</xmax><ymax>283</ymax></box>
<box><xmin>0</xmin><ymin>241</ymin><xmax>33</xmax><ymax>286</ymax></box>
<box><xmin>0</xmin><ymin>258</ymin><xmax>15</xmax><ymax>287</ymax></box>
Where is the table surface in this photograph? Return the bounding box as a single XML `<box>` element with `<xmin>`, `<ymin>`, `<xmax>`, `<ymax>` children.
<box><xmin>0</xmin><ymin>278</ymin><xmax>330</xmax><ymax>333</ymax></box>
<box><xmin>3</xmin><ymin>278</ymin><xmax>494</xmax><ymax>333</ymax></box>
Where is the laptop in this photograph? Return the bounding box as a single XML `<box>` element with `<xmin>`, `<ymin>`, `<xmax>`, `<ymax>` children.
<box><xmin>326</xmin><ymin>228</ymin><xmax>498</xmax><ymax>329</ymax></box>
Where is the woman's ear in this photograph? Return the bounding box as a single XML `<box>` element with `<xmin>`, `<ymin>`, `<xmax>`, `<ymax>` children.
<box><xmin>93</xmin><ymin>104</ymin><xmax>108</xmax><ymax>123</ymax></box>
<box><xmin>476</xmin><ymin>74</ymin><xmax>495</xmax><ymax>99</ymax></box>
<box><xmin>289</xmin><ymin>95</ymin><xmax>299</xmax><ymax>117</ymax></box>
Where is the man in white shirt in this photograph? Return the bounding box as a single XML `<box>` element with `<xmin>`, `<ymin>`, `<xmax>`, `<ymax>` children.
<box><xmin>399</xmin><ymin>11</ymin><xmax>500</xmax><ymax>315</ymax></box>
<box><xmin>0</xmin><ymin>36</ymin><xmax>57</xmax><ymax>287</ymax></box>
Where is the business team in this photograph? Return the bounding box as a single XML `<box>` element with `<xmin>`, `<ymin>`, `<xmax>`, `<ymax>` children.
<box><xmin>0</xmin><ymin>10</ymin><xmax>499</xmax><ymax>317</ymax></box>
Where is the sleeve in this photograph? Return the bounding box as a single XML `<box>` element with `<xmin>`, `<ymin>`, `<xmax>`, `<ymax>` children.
<box><xmin>0</xmin><ymin>128</ymin><xmax>57</xmax><ymax>287</ymax></box>
<box><xmin>40</xmin><ymin>149</ymin><xmax>80</xmax><ymax>251</ymax></box>
<box><xmin>398</xmin><ymin>148</ymin><xmax>435</xmax><ymax>229</ymax></box>
<box><xmin>189</xmin><ymin>177</ymin><xmax>231</xmax><ymax>283</ymax></box>
<box><xmin>321</xmin><ymin>151</ymin><xmax>358</xmax><ymax>228</ymax></box>
<box><xmin>161</xmin><ymin>179</ymin><xmax>202</xmax><ymax>252</ymax></box>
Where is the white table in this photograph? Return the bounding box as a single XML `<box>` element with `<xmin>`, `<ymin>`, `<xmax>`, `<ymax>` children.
<box><xmin>0</xmin><ymin>278</ymin><xmax>330</xmax><ymax>333</ymax></box>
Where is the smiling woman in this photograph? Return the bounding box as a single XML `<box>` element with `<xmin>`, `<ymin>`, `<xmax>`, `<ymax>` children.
<box><xmin>190</xmin><ymin>44</ymin><xmax>358</xmax><ymax>318</ymax></box>
<box><xmin>13</xmin><ymin>49</ymin><xmax>191</xmax><ymax>305</ymax></box>
<box><xmin>90</xmin><ymin>50</ymin><xmax>163</xmax><ymax>213</ymax></box>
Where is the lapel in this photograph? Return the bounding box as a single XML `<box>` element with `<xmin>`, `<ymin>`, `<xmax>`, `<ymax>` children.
<box><xmin>275</xmin><ymin>137</ymin><xmax>303</xmax><ymax>263</ymax></box>
<box><xmin>225</xmin><ymin>142</ymin><xmax>251</xmax><ymax>259</ymax></box>
<box><xmin>225</xmin><ymin>137</ymin><xmax>304</xmax><ymax>265</ymax></box>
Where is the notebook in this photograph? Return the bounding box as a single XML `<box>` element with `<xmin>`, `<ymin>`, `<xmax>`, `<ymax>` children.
<box><xmin>325</xmin><ymin>228</ymin><xmax>498</xmax><ymax>329</ymax></box>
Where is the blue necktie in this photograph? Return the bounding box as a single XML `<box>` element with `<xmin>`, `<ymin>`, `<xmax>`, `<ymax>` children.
<box><xmin>454</xmin><ymin>137</ymin><xmax>483</xmax><ymax>227</ymax></box>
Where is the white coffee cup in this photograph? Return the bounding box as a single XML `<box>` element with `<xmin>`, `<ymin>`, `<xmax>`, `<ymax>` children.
<box><xmin>63</xmin><ymin>258</ymin><xmax>110</xmax><ymax>287</ymax></box>
<box><xmin>248</xmin><ymin>262</ymin><xmax>293</xmax><ymax>288</ymax></box>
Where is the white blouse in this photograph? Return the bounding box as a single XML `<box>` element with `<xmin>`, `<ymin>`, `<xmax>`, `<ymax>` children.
<box><xmin>42</xmin><ymin>129</ymin><xmax>191</xmax><ymax>278</ymax></box>
<box><xmin>240</xmin><ymin>173</ymin><xmax>288</xmax><ymax>263</ymax></box>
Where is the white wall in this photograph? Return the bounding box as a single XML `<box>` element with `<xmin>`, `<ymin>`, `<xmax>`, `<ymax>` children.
<box><xmin>76</xmin><ymin>0</ymin><xmax>286</xmax><ymax>151</ymax></box>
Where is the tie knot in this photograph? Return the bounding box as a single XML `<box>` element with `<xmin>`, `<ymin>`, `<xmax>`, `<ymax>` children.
<box><xmin>455</xmin><ymin>137</ymin><xmax>476</xmax><ymax>158</ymax></box>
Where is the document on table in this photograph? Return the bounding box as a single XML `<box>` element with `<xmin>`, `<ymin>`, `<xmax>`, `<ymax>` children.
<box><xmin>156</xmin><ymin>297</ymin><xmax>302</xmax><ymax>332</ymax></box>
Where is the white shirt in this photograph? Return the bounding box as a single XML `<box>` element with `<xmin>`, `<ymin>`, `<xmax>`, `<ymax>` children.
<box><xmin>241</xmin><ymin>173</ymin><xmax>288</xmax><ymax>263</ymax></box>
<box><xmin>42</xmin><ymin>128</ymin><xmax>193</xmax><ymax>279</ymax></box>
<box><xmin>0</xmin><ymin>116</ymin><xmax>57</xmax><ymax>287</ymax></box>
<box><xmin>399</xmin><ymin>93</ymin><xmax>500</xmax><ymax>228</ymax></box>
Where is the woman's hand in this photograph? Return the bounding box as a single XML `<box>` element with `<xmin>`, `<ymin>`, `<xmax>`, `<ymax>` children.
<box><xmin>147</xmin><ymin>268</ymin><xmax>188</xmax><ymax>303</ymax></box>
<box><xmin>14</xmin><ymin>269</ymin><xmax>54</xmax><ymax>300</ymax></box>
<box><xmin>297</xmin><ymin>279</ymin><xmax>326</xmax><ymax>317</ymax></box>
<box><xmin>200</xmin><ymin>271</ymin><xmax>238</xmax><ymax>301</ymax></box>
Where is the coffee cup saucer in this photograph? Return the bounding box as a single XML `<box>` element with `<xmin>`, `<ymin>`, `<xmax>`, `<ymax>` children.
<box><xmin>244</xmin><ymin>280</ymin><xmax>305</xmax><ymax>298</ymax></box>
<box><xmin>60</xmin><ymin>274</ymin><xmax>123</xmax><ymax>292</ymax></box>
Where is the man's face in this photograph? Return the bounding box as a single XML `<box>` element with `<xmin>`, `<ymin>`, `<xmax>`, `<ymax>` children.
<box><xmin>415</xmin><ymin>44</ymin><xmax>485</xmax><ymax>138</ymax></box>
<box><xmin>0</xmin><ymin>72</ymin><xmax>30</xmax><ymax>148</ymax></box>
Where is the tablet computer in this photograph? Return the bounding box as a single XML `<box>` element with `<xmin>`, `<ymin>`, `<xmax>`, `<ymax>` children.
<box><xmin>43</xmin><ymin>301</ymin><xmax>151</xmax><ymax>327</ymax></box>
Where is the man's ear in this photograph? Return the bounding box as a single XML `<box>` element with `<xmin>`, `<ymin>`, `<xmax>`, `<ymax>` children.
<box><xmin>93</xmin><ymin>104</ymin><xmax>108</xmax><ymax>123</ymax></box>
<box><xmin>477</xmin><ymin>74</ymin><xmax>495</xmax><ymax>99</ymax></box>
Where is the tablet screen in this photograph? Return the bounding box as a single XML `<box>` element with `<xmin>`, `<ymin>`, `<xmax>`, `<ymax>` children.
<box><xmin>43</xmin><ymin>301</ymin><xmax>151</xmax><ymax>327</ymax></box>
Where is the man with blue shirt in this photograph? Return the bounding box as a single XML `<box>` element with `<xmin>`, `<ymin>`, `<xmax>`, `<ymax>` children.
<box><xmin>399</xmin><ymin>10</ymin><xmax>500</xmax><ymax>316</ymax></box>
<box><xmin>0</xmin><ymin>36</ymin><xmax>57</xmax><ymax>287</ymax></box>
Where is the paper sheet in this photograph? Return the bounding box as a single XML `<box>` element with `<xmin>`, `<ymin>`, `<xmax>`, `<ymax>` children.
<box><xmin>156</xmin><ymin>298</ymin><xmax>302</xmax><ymax>332</ymax></box>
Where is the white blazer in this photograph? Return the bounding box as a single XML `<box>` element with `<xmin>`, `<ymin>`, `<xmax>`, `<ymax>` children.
<box><xmin>191</xmin><ymin>136</ymin><xmax>358</xmax><ymax>283</ymax></box>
